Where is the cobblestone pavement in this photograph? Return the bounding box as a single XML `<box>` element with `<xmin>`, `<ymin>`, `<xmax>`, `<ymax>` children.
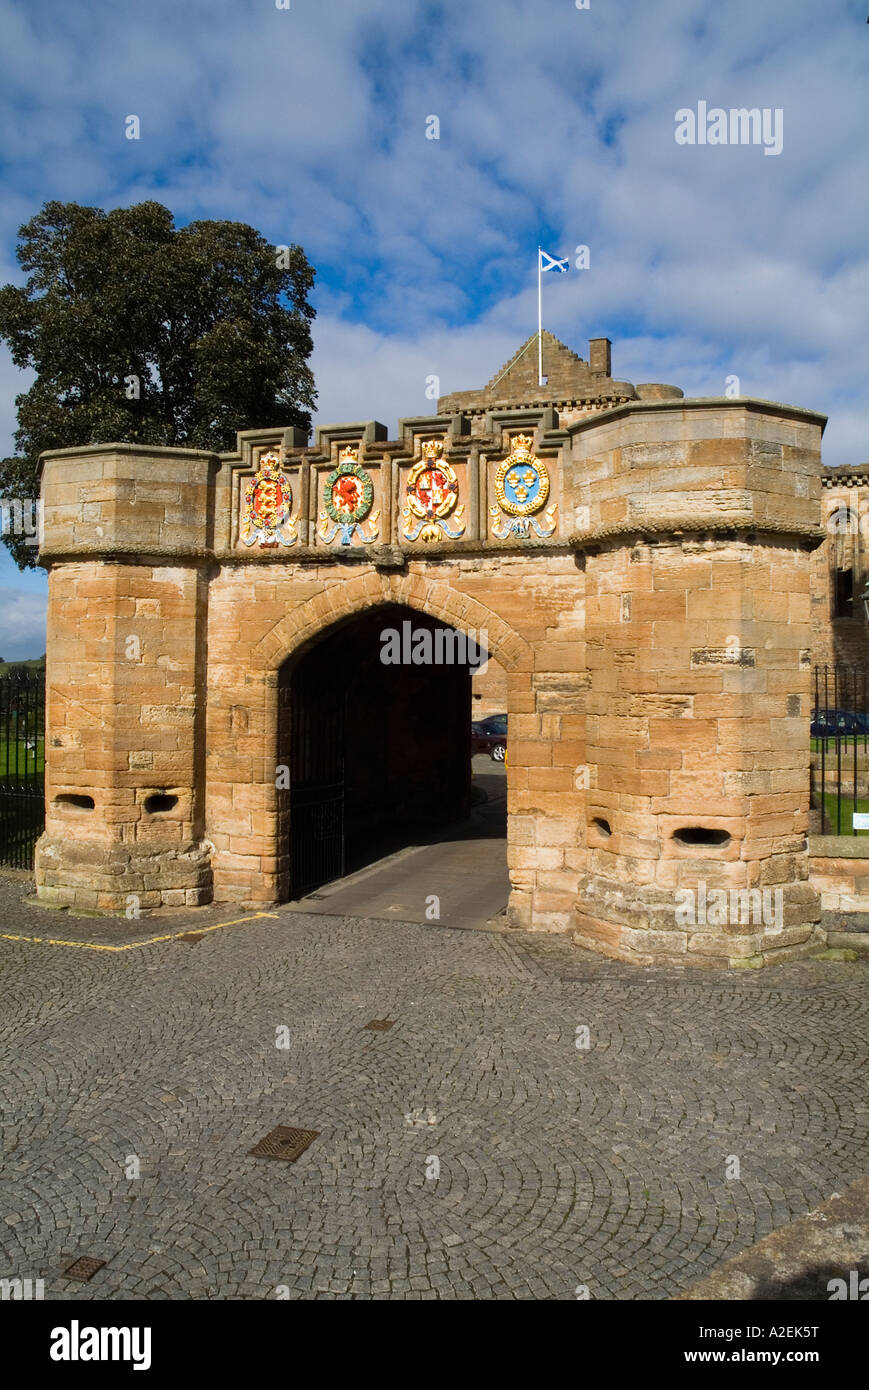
<box><xmin>1</xmin><ymin>871</ymin><xmax>867</xmax><ymax>1300</ymax></box>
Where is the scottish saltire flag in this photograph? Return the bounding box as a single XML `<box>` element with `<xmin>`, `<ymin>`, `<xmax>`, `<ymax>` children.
<box><xmin>539</xmin><ymin>249</ymin><xmax>569</xmax><ymax>272</ymax></box>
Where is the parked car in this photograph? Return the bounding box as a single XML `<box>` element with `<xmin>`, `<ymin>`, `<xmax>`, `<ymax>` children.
<box><xmin>471</xmin><ymin>713</ymin><xmax>507</xmax><ymax>761</ymax></box>
<box><xmin>811</xmin><ymin>708</ymin><xmax>869</xmax><ymax>738</ymax></box>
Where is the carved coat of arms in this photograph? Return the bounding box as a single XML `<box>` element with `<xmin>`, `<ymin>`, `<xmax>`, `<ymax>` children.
<box><xmin>240</xmin><ymin>450</ymin><xmax>299</xmax><ymax>547</ymax></box>
<box><xmin>403</xmin><ymin>439</ymin><xmax>465</xmax><ymax>542</ymax></box>
<box><xmin>318</xmin><ymin>447</ymin><xmax>380</xmax><ymax>545</ymax></box>
<box><xmin>490</xmin><ymin>435</ymin><xmax>557</xmax><ymax>539</ymax></box>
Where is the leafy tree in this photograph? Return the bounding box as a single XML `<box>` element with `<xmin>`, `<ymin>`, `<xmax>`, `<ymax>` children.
<box><xmin>0</xmin><ymin>200</ymin><xmax>316</xmax><ymax>567</ymax></box>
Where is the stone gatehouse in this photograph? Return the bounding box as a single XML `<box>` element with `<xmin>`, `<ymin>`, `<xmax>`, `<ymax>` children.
<box><xmin>35</xmin><ymin>332</ymin><xmax>831</xmax><ymax>967</ymax></box>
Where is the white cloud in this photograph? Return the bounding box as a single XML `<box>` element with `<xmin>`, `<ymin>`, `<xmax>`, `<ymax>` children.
<box><xmin>0</xmin><ymin>347</ymin><xmax>31</xmax><ymax>454</ymax></box>
<box><xmin>0</xmin><ymin>585</ymin><xmax>47</xmax><ymax>661</ymax></box>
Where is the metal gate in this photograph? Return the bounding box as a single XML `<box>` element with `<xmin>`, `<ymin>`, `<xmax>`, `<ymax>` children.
<box><xmin>285</xmin><ymin>668</ymin><xmax>346</xmax><ymax>898</ymax></box>
<box><xmin>810</xmin><ymin>663</ymin><xmax>869</xmax><ymax>835</ymax></box>
<box><xmin>0</xmin><ymin>669</ymin><xmax>45</xmax><ymax>869</ymax></box>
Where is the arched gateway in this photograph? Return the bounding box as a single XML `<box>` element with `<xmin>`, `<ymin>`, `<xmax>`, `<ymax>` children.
<box><xmin>35</xmin><ymin>332</ymin><xmax>828</xmax><ymax>966</ymax></box>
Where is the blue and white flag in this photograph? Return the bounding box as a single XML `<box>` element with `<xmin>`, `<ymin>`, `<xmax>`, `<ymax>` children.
<box><xmin>539</xmin><ymin>249</ymin><xmax>569</xmax><ymax>272</ymax></box>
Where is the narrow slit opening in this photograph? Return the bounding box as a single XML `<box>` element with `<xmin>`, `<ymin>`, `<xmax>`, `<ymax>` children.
<box><xmin>673</xmin><ymin>826</ymin><xmax>731</xmax><ymax>848</ymax></box>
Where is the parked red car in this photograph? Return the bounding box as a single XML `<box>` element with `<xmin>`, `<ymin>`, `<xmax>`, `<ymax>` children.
<box><xmin>471</xmin><ymin>713</ymin><xmax>507</xmax><ymax>761</ymax></box>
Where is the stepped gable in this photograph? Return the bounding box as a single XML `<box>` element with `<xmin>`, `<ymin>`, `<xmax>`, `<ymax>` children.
<box><xmin>485</xmin><ymin>331</ymin><xmax>589</xmax><ymax>395</ymax></box>
<box><xmin>438</xmin><ymin>332</ymin><xmax>683</xmax><ymax>426</ymax></box>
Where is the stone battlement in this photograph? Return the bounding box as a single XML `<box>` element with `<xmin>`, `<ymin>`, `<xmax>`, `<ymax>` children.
<box><xmin>437</xmin><ymin>331</ymin><xmax>683</xmax><ymax>430</ymax></box>
<box><xmin>39</xmin><ymin>395</ymin><xmax>827</xmax><ymax>564</ymax></box>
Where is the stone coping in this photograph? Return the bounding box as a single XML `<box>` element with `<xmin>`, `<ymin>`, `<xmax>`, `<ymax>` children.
<box><xmin>38</xmin><ymin>516</ymin><xmax>825</xmax><ymax>569</ymax></box>
<box><xmin>809</xmin><ymin>836</ymin><xmax>869</xmax><ymax>858</ymax></box>
<box><xmin>37</xmin><ymin>537</ymin><xmax>580</xmax><ymax>567</ymax></box>
<box><xmin>570</xmin><ymin>517</ymin><xmax>824</xmax><ymax>548</ymax></box>
<box><xmin>37</xmin><ymin>441</ymin><xmax>220</xmax><ymax>475</ymax></box>
<box><xmin>38</xmin><ymin>547</ymin><xmax>217</xmax><ymax>566</ymax></box>
<box><xmin>567</xmin><ymin>395</ymin><xmax>828</xmax><ymax>434</ymax></box>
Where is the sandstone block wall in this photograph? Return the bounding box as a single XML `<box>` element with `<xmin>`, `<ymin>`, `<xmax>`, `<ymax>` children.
<box><xmin>809</xmin><ymin>844</ymin><xmax>869</xmax><ymax>916</ymax></box>
<box><xmin>569</xmin><ymin>399</ymin><xmax>825</xmax><ymax>965</ymax></box>
<box><xmin>37</xmin><ymin>444</ymin><xmax>217</xmax><ymax>911</ymax></box>
<box><xmin>472</xmin><ymin>656</ymin><xmax>508</xmax><ymax>718</ymax></box>
<box><xmin>809</xmin><ymin>839</ymin><xmax>869</xmax><ymax>951</ymax></box>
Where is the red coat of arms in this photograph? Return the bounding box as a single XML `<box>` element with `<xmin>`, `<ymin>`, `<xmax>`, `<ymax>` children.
<box><xmin>240</xmin><ymin>451</ymin><xmax>299</xmax><ymax>547</ymax></box>
<box><xmin>403</xmin><ymin>439</ymin><xmax>465</xmax><ymax>542</ymax></box>
<box><xmin>318</xmin><ymin>446</ymin><xmax>379</xmax><ymax>546</ymax></box>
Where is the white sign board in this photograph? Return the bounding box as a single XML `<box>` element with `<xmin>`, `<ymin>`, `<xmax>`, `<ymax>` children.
<box><xmin>852</xmin><ymin>813</ymin><xmax>869</xmax><ymax>830</ymax></box>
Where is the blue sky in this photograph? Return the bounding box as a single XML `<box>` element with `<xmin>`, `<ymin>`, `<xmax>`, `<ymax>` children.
<box><xmin>1</xmin><ymin>0</ymin><xmax>868</xmax><ymax>657</ymax></box>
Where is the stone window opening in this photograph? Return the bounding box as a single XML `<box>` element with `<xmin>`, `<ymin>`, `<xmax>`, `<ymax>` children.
<box><xmin>832</xmin><ymin>567</ymin><xmax>855</xmax><ymax>620</ymax></box>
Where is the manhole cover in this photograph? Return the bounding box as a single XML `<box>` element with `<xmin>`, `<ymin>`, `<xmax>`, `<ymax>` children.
<box><xmin>178</xmin><ymin>932</ymin><xmax>205</xmax><ymax>943</ymax></box>
<box><xmin>64</xmin><ymin>1256</ymin><xmax>106</xmax><ymax>1282</ymax></box>
<box><xmin>248</xmin><ymin>1126</ymin><xmax>320</xmax><ymax>1162</ymax></box>
<box><xmin>363</xmin><ymin>1019</ymin><xmax>394</xmax><ymax>1031</ymax></box>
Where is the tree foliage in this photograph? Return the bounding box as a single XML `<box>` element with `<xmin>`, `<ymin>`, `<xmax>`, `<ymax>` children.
<box><xmin>0</xmin><ymin>200</ymin><xmax>316</xmax><ymax>567</ymax></box>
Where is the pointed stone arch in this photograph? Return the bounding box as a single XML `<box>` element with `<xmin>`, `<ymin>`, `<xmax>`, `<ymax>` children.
<box><xmin>234</xmin><ymin>569</ymin><xmax>532</xmax><ymax>914</ymax></box>
<box><xmin>251</xmin><ymin>570</ymin><xmax>532</xmax><ymax>675</ymax></box>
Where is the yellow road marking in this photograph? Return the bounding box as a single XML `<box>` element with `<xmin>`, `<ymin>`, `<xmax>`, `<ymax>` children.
<box><xmin>0</xmin><ymin>911</ymin><xmax>281</xmax><ymax>953</ymax></box>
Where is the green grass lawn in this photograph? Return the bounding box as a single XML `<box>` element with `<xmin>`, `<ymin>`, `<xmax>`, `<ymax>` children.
<box><xmin>816</xmin><ymin>789</ymin><xmax>869</xmax><ymax>835</ymax></box>
<box><xmin>0</xmin><ymin>658</ymin><xmax>44</xmax><ymax>673</ymax></box>
<box><xmin>0</xmin><ymin>737</ymin><xmax>44</xmax><ymax>779</ymax></box>
<box><xmin>811</xmin><ymin>737</ymin><xmax>869</xmax><ymax>756</ymax></box>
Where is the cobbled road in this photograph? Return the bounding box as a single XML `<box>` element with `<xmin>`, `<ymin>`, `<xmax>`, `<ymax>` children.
<box><xmin>1</xmin><ymin>873</ymin><xmax>867</xmax><ymax>1300</ymax></box>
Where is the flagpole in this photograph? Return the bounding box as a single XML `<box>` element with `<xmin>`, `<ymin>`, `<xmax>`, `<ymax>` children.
<box><xmin>537</xmin><ymin>247</ymin><xmax>543</xmax><ymax>387</ymax></box>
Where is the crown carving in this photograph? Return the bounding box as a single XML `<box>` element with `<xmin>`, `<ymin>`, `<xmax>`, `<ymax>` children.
<box><xmin>339</xmin><ymin>445</ymin><xmax>359</xmax><ymax>464</ymax></box>
<box><xmin>510</xmin><ymin>434</ymin><xmax>535</xmax><ymax>453</ymax></box>
<box><xmin>420</xmin><ymin>438</ymin><xmax>445</xmax><ymax>460</ymax></box>
<box><xmin>257</xmin><ymin>449</ymin><xmax>282</xmax><ymax>476</ymax></box>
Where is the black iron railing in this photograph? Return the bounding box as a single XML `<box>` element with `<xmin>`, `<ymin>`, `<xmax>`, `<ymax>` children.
<box><xmin>811</xmin><ymin>665</ymin><xmax>869</xmax><ymax>836</ymax></box>
<box><xmin>0</xmin><ymin>669</ymin><xmax>45</xmax><ymax>869</ymax></box>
